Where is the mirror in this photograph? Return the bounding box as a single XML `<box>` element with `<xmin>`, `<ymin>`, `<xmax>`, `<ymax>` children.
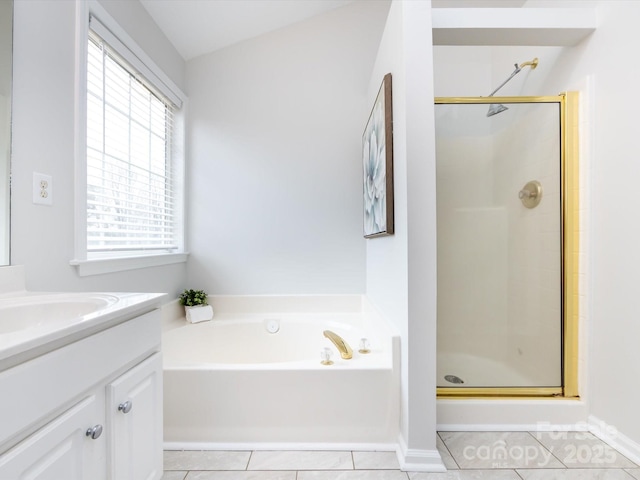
<box><xmin>0</xmin><ymin>0</ymin><xmax>11</xmax><ymax>265</ymax></box>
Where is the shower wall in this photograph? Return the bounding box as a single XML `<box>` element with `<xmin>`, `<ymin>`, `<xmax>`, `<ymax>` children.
<box><xmin>492</xmin><ymin>104</ymin><xmax>561</xmax><ymax>386</ymax></box>
<box><xmin>436</xmin><ymin>114</ymin><xmax>509</xmax><ymax>366</ymax></box>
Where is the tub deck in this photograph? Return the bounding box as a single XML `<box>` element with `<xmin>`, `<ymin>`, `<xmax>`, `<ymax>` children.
<box><xmin>162</xmin><ymin>295</ymin><xmax>400</xmax><ymax>449</ymax></box>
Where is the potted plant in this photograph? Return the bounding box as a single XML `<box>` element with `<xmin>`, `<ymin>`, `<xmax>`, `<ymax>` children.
<box><xmin>179</xmin><ymin>289</ymin><xmax>213</xmax><ymax>323</ymax></box>
<box><xmin>179</xmin><ymin>289</ymin><xmax>208</xmax><ymax>308</ymax></box>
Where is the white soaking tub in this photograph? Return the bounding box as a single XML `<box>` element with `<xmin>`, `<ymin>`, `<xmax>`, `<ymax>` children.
<box><xmin>162</xmin><ymin>295</ymin><xmax>400</xmax><ymax>449</ymax></box>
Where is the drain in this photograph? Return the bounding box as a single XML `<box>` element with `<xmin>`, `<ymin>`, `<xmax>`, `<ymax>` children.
<box><xmin>444</xmin><ymin>374</ymin><xmax>464</xmax><ymax>385</ymax></box>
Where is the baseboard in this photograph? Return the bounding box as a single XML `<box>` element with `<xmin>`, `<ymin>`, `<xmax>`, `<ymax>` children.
<box><xmin>437</xmin><ymin>398</ymin><xmax>588</xmax><ymax>429</ymax></box>
<box><xmin>437</xmin><ymin>423</ymin><xmax>591</xmax><ymax>432</ymax></box>
<box><xmin>589</xmin><ymin>415</ymin><xmax>640</xmax><ymax>465</ymax></box>
<box><xmin>164</xmin><ymin>441</ymin><xmax>398</xmax><ymax>452</ymax></box>
<box><xmin>396</xmin><ymin>434</ymin><xmax>446</xmax><ymax>472</ymax></box>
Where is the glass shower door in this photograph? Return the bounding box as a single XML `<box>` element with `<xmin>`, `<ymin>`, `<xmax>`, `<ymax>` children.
<box><xmin>435</xmin><ymin>98</ymin><xmax>563</xmax><ymax>391</ymax></box>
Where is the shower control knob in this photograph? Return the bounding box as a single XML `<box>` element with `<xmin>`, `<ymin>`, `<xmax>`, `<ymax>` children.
<box><xmin>118</xmin><ymin>400</ymin><xmax>132</xmax><ymax>414</ymax></box>
<box><xmin>519</xmin><ymin>190</ymin><xmax>535</xmax><ymax>199</ymax></box>
<box><xmin>519</xmin><ymin>180</ymin><xmax>543</xmax><ymax>208</ymax></box>
<box><xmin>86</xmin><ymin>424</ymin><xmax>103</xmax><ymax>440</ymax></box>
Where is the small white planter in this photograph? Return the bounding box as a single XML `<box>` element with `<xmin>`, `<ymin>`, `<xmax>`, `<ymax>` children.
<box><xmin>184</xmin><ymin>304</ymin><xmax>214</xmax><ymax>324</ymax></box>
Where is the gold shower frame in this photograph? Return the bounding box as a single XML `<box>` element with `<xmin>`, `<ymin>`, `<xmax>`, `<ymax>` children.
<box><xmin>435</xmin><ymin>93</ymin><xmax>580</xmax><ymax>399</ymax></box>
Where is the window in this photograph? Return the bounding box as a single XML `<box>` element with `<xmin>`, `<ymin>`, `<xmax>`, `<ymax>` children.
<box><xmin>73</xmin><ymin>12</ymin><xmax>186</xmax><ymax>275</ymax></box>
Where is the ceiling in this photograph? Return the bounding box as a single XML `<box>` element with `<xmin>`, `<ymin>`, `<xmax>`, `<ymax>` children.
<box><xmin>139</xmin><ymin>0</ymin><xmax>355</xmax><ymax>61</ymax></box>
<box><xmin>139</xmin><ymin>0</ymin><xmax>528</xmax><ymax>61</ymax></box>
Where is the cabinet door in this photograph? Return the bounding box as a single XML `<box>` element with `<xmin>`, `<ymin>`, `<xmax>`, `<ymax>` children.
<box><xmin>107</xmin><ymin>353</ymin><xmax>162</xmax><ymax>480</ymax></box>
<box><xmin>0</xmin><ymin>394</ymin><xmax>105</xmax><ymax>480</ymax></box>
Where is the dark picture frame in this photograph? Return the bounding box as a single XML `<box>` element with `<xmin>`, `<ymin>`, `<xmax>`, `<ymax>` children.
<box><xmin>362</xmin><ymin>73</ymin><xmax>394</xmax><ymax>238</ymax></box>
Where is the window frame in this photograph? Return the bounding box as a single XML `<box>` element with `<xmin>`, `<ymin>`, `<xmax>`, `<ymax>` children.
<box><xmin>71</xmin><ymin>1</ymin><xmax>188</xmax><ymax>276</ymax></box>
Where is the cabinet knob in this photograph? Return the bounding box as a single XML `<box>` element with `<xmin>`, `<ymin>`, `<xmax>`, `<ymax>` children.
<box><xmin>86</xmin><ymin>424</ymin><xmax>103</xmax><ymax>440</ymax></box>
<box><xmin>118</xmin><ymin>400</ymin><xmax>132</xmax><ymax>414</ymax></box>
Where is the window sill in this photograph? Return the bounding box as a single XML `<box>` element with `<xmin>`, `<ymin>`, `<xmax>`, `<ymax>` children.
<box><xmin>70</xmin><ymin>252</ymin><xmax>188</xmax><ymax>277</ymax></box>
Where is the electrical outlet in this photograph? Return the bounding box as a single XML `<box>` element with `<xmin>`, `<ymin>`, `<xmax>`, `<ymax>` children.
<box><xmin>33</xmin><ymin>172</ymin><xmax>53</xmax><ymax>206</ymax></box>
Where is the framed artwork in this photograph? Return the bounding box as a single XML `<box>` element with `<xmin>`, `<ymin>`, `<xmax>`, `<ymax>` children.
<box><xmin>362</xmin><ymin>73</ymin><xmax>393</xmax><ymax>238</ymax></box>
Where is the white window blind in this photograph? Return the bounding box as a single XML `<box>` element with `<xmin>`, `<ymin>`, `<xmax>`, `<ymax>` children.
<box><xmin>86</xmin><ymin>24</ymin><xmax>179</xmax><ymax>256</ymax></box>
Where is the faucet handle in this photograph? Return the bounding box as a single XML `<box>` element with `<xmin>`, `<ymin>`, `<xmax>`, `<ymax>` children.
<box><xmin>359</xmin><ymin>338</ymin><xmax>371</xmax><ymax>354</ymax></box>
<box><xmin>320</xmin><ymin>347</ymin><xmax>333</xmax><ymax>365</ymax></box>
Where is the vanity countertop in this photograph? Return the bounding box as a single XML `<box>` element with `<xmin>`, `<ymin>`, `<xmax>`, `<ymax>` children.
<box><xmin>0</xmin><ymin>290</ymin><xmax>166</xmax><ymax>371</ymax></box>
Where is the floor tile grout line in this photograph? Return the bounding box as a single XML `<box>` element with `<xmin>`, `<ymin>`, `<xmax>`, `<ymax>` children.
<box><xmin>602</xmin><ymin>443</ymin><xmax>640</xmax><ymax>469</ymax></box>
<box><xmin>527</xmin><ymin>430</ymin><xmax>640</xmax><ymax>470</ymax></box>
<box><xmin>245</xmin><ymin>450</ymin><xmax>253</xmax><ymax>471</ymax></box>
<box><xmin>351</xmin><ymin>450</ymin><xmax>356</xmax><ymax>470</ymax></box>
<box><xmin>526</xmin><ymin>430</ymin><xmax>569</xmax><ymax>469</ymax></box>
<box><xmin>440</xmin><ymin>430</ymin><xmax>573</xmax><ymax>470</ymax></box>
<box><xmin>437</xmin><ymin>431</ymin><xmax>462</xmax><ymax>470</ymax></box>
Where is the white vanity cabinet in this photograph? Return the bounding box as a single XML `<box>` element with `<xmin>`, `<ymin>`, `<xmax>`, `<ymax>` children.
<box><xmin>0</xmin><ymin>394</ymin><xmax>106</xmax><ymax>480</ymax></box>
<box><xmin>0</xmin><ymin>309</ymin><xmax>163</xmax><ymax>480</ymax></box>
<box><xmin>107</xmin><ymin>352</ymin><xmax>163</xmax><ymax>480</ymax></box>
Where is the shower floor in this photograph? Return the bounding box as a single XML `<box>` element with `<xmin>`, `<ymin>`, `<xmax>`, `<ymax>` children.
<box><xmin>437</xmin><ymin>352</ymin><xmax>539</xmax><ymax>388</ymax></box>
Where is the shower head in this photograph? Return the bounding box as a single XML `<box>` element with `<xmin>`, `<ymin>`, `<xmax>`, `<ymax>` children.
<box><xmin>486</xmin><ymin>103</ymin><xmax>509</xmax><ymax>117</ymax></box>
<box><xmin>484</xmin><ymin>57</ymin><xmax>539</xmax><ymax>118</ymax></box>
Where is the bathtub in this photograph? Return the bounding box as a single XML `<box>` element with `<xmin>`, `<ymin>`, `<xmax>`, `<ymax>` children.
<box><xmin>162</xmin><ymin>295</ymin><xmax>400</xmax><ymax>449</ymax></box>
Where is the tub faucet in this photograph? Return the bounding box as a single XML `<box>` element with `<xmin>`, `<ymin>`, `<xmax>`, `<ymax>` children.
<box><xmin>323</xmin><ymin>330</ymin><xmax>353</xmax><ymax>359</ymax></box>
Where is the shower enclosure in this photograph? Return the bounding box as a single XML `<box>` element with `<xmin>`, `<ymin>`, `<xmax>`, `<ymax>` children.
<box><xmin>435</xmin><ymin>94</ymin><xmax>578</xmax><ymax>397</ymax></box>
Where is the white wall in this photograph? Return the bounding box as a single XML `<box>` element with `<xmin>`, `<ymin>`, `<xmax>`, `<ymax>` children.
<box><xmin>185</xmin><ymin>1</ymin><xmax>390</xmax><ymax>295</ymax></box>
<box><xmin>367</xmin><ymin>0</ymin><xmax>442</xmax><ymax>471</ymax></box>
<box><xmin>10</xmin><ymin>0</ymin><xmax>188</xmax><ymax>295</ymax></box>
<box><xmin>0</xmin><ymin>0</ymin><xmax>11</xmax><ymax>266</ymax></box>
<box><xmin>433</xmin><ymin>45</ymin><xmax>564</xmax><ymax>98</ymax></box>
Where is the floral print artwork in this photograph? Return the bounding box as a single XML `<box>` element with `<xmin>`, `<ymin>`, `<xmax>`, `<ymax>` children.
<box><xmin>363</xmin><ymin>74</ymin><xmax>393</xmax><ymax>237</ymax></box>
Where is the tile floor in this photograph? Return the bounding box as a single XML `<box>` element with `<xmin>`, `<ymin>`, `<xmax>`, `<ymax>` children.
<box><xmin>163</xmin><ymin>431</ymin><xmax>640</xmax><ymax>479</ymax></box>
